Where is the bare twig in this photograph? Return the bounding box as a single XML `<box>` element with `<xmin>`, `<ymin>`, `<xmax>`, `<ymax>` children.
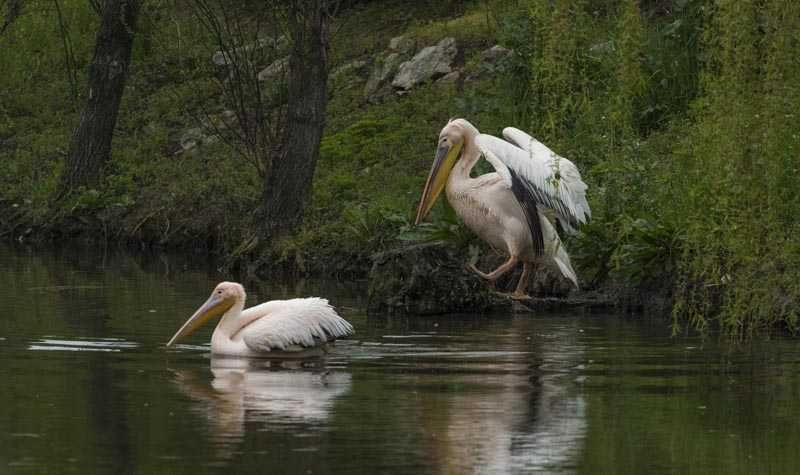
<box><xmin>52</xmin><ymin>0</ymin><xmax>79</xmax><ymax>105</ymax></box>
<box><xmin>191</xmin><ymin>0</ymin><xmax>288</xmax><ymax>178</ymax></box>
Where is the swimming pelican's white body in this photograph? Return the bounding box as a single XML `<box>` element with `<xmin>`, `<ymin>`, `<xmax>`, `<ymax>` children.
<box><xmin>167</xmin><ymin>282</ymin><xmax>354</xmax><ymax>358</ymax></box>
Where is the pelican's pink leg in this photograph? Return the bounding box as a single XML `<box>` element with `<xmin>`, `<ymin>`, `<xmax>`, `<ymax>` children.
<box><xmin>468</xmin><ymin>255</ymin><xmax>519</xmax><ymax>282</ymax></box>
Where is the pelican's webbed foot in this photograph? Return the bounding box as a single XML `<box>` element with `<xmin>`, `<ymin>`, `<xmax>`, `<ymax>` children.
<box><xmin>510</xmin><ymin>262</ymin><xmax>533</xmax><ymax>300</ymax></box>
<box><xmin>509</xmin><ymin>291</ymin><xmax>532</xmax><ymax>301</ymax></box>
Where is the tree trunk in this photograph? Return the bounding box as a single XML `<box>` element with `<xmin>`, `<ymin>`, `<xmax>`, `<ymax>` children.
<box><xmin>259</xmin><ymin>0</ymin><xmax>330</xmax><ymax>236</ymax></box>
<box><xmin>59</xmin><ymin>0</ymin><xmax>141</xmax><ymax>194</ymax></box>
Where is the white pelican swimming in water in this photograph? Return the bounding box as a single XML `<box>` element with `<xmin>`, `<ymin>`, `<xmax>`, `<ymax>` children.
<box><xmin>166</xmin><ymin>282</ymin><xmax>354</xmax><ymax>357</ymax></box>
<box><xmin>415</xmin><ymin>118</ymin><xmax>590</xmax><ymax>298</ymax></box>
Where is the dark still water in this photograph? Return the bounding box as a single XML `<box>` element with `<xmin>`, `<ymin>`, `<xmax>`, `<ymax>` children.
<box><xmin>1</xmin><ymin>244</ymin><xmax>799</xmax><ymax>474</ymax></box>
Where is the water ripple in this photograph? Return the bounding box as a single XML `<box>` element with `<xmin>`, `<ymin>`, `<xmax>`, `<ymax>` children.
<box><xmin>28</xmin><ymin>337</ymin><xmax>139</xmax><ymax>352</ymax></box>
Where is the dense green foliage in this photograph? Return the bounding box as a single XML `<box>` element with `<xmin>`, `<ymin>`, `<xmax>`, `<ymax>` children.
<box><xmin>675</xmin><ymin>0</ymin><xmax>800</xmax><ymax>336</ymax></box>
<box><xmin>505</xmin><ymin>0</ymin><xmax>800</xmax><ymax>336</ymax></box>
<box><xmin>1</xmin><ymin>0</ymin><xmax>798</xmax><ymax>335</ymax></box>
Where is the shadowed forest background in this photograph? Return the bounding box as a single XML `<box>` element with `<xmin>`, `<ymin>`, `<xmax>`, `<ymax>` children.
<box><xmin>1</xmin><ymin>0</ymin><xmax>798</xmax><ymax>337</ymax></box>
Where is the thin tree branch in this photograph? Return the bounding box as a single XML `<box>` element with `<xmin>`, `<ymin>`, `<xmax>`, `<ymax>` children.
<box><xmin>53</xmin><ymin>0</ymin><xmax>79</xmax><ymax>105</ymax></box>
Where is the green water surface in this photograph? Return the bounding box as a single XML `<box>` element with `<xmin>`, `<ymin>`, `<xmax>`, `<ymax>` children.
<box><xmin>1</xmin><ymin>244</ymin><xmax>798</xmax><ymax>474</ymax></box>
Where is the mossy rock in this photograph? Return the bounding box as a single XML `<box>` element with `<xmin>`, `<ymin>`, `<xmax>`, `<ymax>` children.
<box><xmin>367</xmin><ymin>242</ymin><xmax>617</xmax><ymax>315</ymax></box>
<box><xmin>367</xmin><ymin>242</ymin><xmax>510</xmax><ymax>315</ymax></box>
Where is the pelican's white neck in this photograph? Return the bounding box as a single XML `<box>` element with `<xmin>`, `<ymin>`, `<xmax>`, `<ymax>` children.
<box><xmin>215</xmin><ymin>295</ymin><xmax>248</xmax><ymax>340</ymax></box>
<box><xmin>451</xmin><ymin>136</ymin><xmax>481</xmax><ymax>180</ymax></box>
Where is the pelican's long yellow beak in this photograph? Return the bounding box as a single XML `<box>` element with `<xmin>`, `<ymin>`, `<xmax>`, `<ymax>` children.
<box><xmin>415</xmin><ymin>140</ymin><xmax>463</xmax><ymax>224</ymax></box>
<box><xmin>166</xmin><ymin>292</ymin><xmax>235</xmax><ymax>347</ymax></box>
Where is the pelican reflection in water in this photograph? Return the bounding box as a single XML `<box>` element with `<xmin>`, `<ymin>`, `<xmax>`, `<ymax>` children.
<box><xmin>166</xmin><ymin>282</ymin><xmax>354</xmax><ymax>357</ymax></box>
<box><xmin>421</xmin><ymin>324</ymin><xmax>587</xmax><ymax>473</ymax></box>
<box><xmin>172</xmin><ymin>357</ymin><xmax>352</xmax><ymax>458</ymax></box>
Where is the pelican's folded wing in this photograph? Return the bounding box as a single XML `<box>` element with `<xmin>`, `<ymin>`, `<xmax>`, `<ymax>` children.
<box><xmin>471</xmin><ymin>134</ymin><xmax>540</xmax><ymax>255</ymax></box>
<box><xmin>479</xmin><ymin>129</ymin><xmax>591</xmax><ymax>233</ymax></box>
<box><xmin>241</xmin><ymin>298</ymin><xmax>354</xmax><ymax>353</ymax></box>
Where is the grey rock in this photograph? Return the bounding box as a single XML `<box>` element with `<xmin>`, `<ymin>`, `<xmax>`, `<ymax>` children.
<box><xmin>221</xmin><ymin>109</ymin><xmax>236</xmax><ymax>121</ymax></box>
<box><xmin>331</xmin><ymin>59</ymin><xmax>367</xmax><ymax>81</ymax></box>
<box><xmin>379</xmin><ymin>53</ymin><xmax>403</xmax><ymax>82</ymax></box>
<box><xmin>437</xmin><ymin>70</ymin><xmax>460</xmax><ymax>83</ymax></box>
<box><xmin>479</xmin><ymin>45</ymin><xmax>512</xmax><ymax>65</ymax></box>
<box><xmin>588</xmin><ymin>40</ymin><xmax>616</xmax><ymax>56</ymax></box>
<box><xmin>212</xmin><ymin>50</ymin><xmax>231</xmax><ymax>67</ymax></box>
<box><xmin>388</xmin><ymin>35</ymin><xmax>415</xmax><ymax>54</ymax></box>
<box><xmin>364</xmin><ymin>52</ymin><xmax>406</xmax><ymax>99</ymax></box>
<box><xmin>257</xmin><ymin>56</ymin><xmax>289</xmax><ymax>82</ymax></box>
<box><xmin>179</xmin><ymin>138</ymin><xmax>198</xmax><ymax>153</ymax></box>
<box><xmin>178</xmin><ymin>127</ymin><xmax>205</xmax><ymax>153</ymax></box>
<box><xmin>392</xmin><ymin>37</ymin><xmax>457</xmax><ymax>90</ymax></box>
<box><xmin>466</xmin><ymin>45</ymin><xmax>513</xmax><ymax>81</ymax></box>
<box><xmin>176</xmin><ymin>124</ymin><xmax>221</xmax><ymax>154</ymax></box>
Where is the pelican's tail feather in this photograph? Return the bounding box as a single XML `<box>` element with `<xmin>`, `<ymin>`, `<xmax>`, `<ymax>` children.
<box><xmin>552</xmin><ymin>243</ymin><xmax>579</xmax><ymax>290</ymax></box>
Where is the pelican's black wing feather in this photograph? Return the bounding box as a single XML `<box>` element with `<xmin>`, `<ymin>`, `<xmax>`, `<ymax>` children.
<box><xmin>507</xmin><ymin>167</ymin><xmax>544</xmax><ymax>256</ymax></box>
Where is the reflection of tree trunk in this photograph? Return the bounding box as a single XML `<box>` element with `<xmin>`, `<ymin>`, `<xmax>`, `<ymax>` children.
<box><xmin>59</xmin><ymin>0</ymin><xmax>141</xmax><ymax>194</ymax></box>
<box><xmin>49</xmin><ymin>255</ymin><xmax>133</xmax><ymax>469</ymax></box>
<box><xmin>259</xmin><ymin>0</ymin><xmax>330</xmax><ymax>236</ymax></box>
<box><xmin>87</xmin><ymin>355</ymin><xmax>133</xmax><ymax>469</ymax></box>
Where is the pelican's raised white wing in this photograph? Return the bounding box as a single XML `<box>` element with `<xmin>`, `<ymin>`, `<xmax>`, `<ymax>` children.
<box><xmin>476</xmin><ymin>131</ymin><xmax>590</xmax><ymax>233</ymax></box>
<box><xmin>240</xmin><ymin>298</ymin><xmax>354</xmax><ymax>353</ymax></box>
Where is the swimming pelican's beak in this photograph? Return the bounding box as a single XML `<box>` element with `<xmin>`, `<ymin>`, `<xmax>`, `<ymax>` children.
<box><xmin>415</xmin><ymin>139</ymin><xmax>463</xmax><ymax>224</ymax></box>
<box><xmin>166</xmin><ymin>292</ymin><xmax>234</xmax><ymax>347</ymax></box>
